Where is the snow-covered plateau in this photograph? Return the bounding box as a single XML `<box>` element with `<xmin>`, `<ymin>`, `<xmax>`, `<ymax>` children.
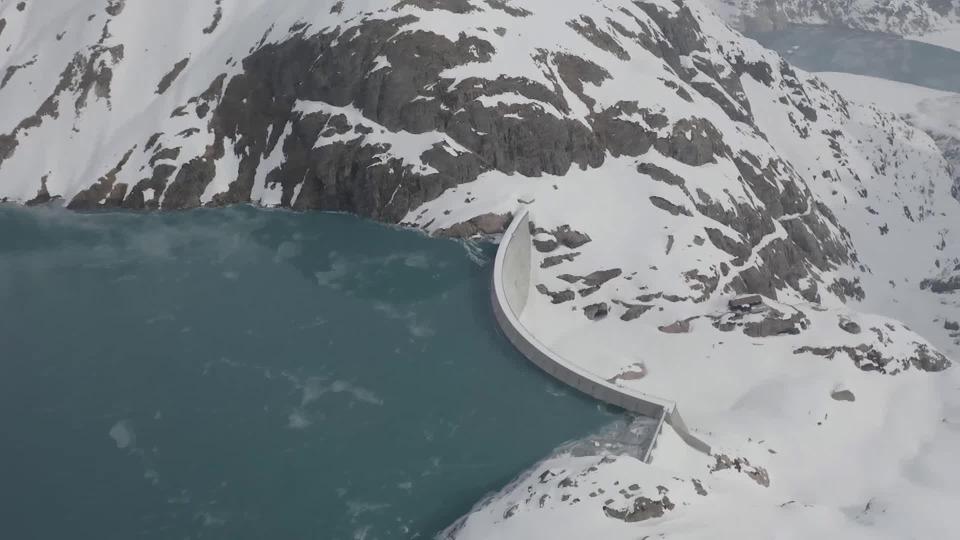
<box><xmin>3</xmin><ymin>0</ymin><xmax>960</xmax><ymax>538</ymax></box>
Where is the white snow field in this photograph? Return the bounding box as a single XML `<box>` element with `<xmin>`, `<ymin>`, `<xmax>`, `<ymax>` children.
<box><xmin>3</xmin><ymin>1</ymin><xmax>960</xmax><ymax>539</ymax></box>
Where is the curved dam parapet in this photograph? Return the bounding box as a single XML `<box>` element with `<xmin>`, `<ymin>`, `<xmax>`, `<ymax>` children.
<box><xmin>491</xmin><ymin>208</ymin><xmax>711</xmax><ymax>461</ymax></box>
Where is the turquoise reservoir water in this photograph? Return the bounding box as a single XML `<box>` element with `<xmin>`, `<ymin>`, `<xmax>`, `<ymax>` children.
<box><xmin>751</xmin><ymin>24</ymin><xmax>960</xmax><ymax>92</ymax></box>
<box><xmin>0</xmin><ymin>206</ymin><xmax>626</xmax><ymax>540</ymax></box>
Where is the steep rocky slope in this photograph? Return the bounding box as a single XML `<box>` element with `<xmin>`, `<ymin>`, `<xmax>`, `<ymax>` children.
<box><xmin>3</xmin><ymin>0</ymin><xmax>960</xmax><ymax>538</ymax></box>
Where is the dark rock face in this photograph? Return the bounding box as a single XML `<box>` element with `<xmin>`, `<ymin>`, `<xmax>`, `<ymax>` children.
<box><xmin>729</xmin><ymin>295</ymin><xmax>763</xmax><ymax>310</ymax></box>
<box><xmin>436</xmin><ymin>212</ymin><xmax>512</xmax><ymax>238</ymax></box>
<box><xmin>25</xmin><ymin>175</ymin><xmax>58</xmax><ymax>206</ymax></box>
<box><xmin>533</xmin><ymin>238</ymin><xmax>559</xmax><ymax>253</ymax></box>
<box><xmin>536</xmin><ymin>284</ymin><xmax>575</xmax><ymax>304</ymax></box>
<box><xmin>581</xmin><ymin>268</ymin><xmax>622</xmax><ymax>286</ymax></box>
<box><xmin>549</xmin><ymin>225</ymin><xmax>593</xmax><ymax>249</ymax></box>
<box><xmin>541</xmin><ymin>252</ymin><xmax>580</xmax><ymax>269</ymax></box>
<box><xmin>156</xmin><ymin>58</ymin><xmax>189</xmax><ymax>94</ymax></box>
<box><xmin>649</xmin><ymin>195</ymin><xmax>692</xmax><ymax>216</ymax></box>
<box><xmin>67</xmin><ymin>148</ymin><xmax>136</xmax><ymax>210</ymax></box>
<box><xmin>603</xmin><ymin>495</ymin><xmax>675</xmax><ymax>523</ymax></box>
<box><xmin>637</xmin><ymin>162</ymin><xmax>685</xmax><ymax>186</ymax></box>
<box><xmin>831</xmin><ymin>389</ymin><xmax>856</xmax><ymax>402</ymax></box>
<box><xmin>713</xmin><ymin>302</ymin><xmax>808</xmax><ymax>338</ymax></box>
<box><xmin>617</xmin><ymin>302</ymin><xmax>654</xmax><ymax>321</ymax></box>
<box><xmin>710</xmin><ymin>454</ymin><xmax>770</xmax><ymax>487</ymax></box>
<box><xmin>654</xmin><ymin>117</ymin><xmax>728</xmax><ymax>166</ymax></box>
<box><xmin>742</xmin><ymin>313</ymin><xmax>806</xmax><ymax>337</ymax></box>
<box><xmin>922</xmin><ymin>275</ymin><xmax>960</xmax><ymax>294</ymax></box>
<box><xmin>839</xmin><ymin>319</ymin><xmax>862</xmax><ymax>334</ymax></box>
<box><xmin>128</xmin><ymin>6</ymin><xmax>701</xmax><ymax>219</ymax></box>
<box><xmin>530</xmin><ymin>222</ymin><xmax>593</xmax><ymax>256</ymax></box>
<box><xmin>583</xmin><ymin>302</ymin><xmax>610</xmax><ymax>321</ymax></box>
<box><xmin>558</xmin><ymin>268</ymin><xmax>623</xmax><ymax>297</ymax></box>
<box><xmin>795</xmin><ymin>342</ymin><xmax>951</xmax><ymax>375</ymax></box>
<box><xmin>659</xmin><ymin>318</ymin><xmax>693</xmax><ymax>334</ymax></box>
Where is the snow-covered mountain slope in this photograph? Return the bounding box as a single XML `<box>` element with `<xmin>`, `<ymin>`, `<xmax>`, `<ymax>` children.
<box><xmin>818</xmin><ymin>72</ymin><xmax>960</xmax><ymax>201</ymax></box>
<box><xmin>3</xmin><ymin>0</ymin><xmax>960</xmax><ymax>538</ymax></box>
<box><xmin>704</xmin><ymin>0</ymin><xmax>960</xmax><ymax>36</ymax></box>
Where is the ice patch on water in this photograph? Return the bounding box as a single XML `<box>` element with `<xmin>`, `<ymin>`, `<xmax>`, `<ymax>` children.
<box><xmin>407</xmin><ymin>321</ymin><xmax>436</xmax><ymax>338</ymax></box>
<box><xmin>372</xmin><ymin>302</ymin><xmax>404</xmax><ymax>319</ymax></box>
<box><xmin>287</xmin><ymin>409</ymin><xmax>312</xmax><ymax>429</ymax></box>
<box><xmin>297</xmin><ymin>316</ymin><xmax>327</xmax><ymax>329</ymax></box>
<box><xmin>302</xmin><ymin>377</ymin><xmax>326</xmax><ymax>406</ymax></box>
<box><xmin>331</xmin><ymin>380</ymin><xmax>384</xmax><ymax>405</ymax></box>
<box><xmin>290</xmin><ymin>375</ymin><xmax>382</xmax><ymax>427</ymax></box>
<box><xmin>315</xmin><ymin>252</ymin><xmax>350</xmax><ymax>288</ymax></box>
<box><xmin>545</xmin><ymin>385</ymin><xmax>568</xmax><ymax>398</ymax></box>
<box><xmin>347</xmin><ymin>501</ymin><xmax>390</xmax><ymax>517</ymax></box>
<box><xmin>167</xmin><ymin>490</ymin><xmax>192</xmax><ymax>505</ymax></box>
<box><xmin>300</xmin><ymin>376</ymin><xmax>384</xmax><ymax>407</ymax></box>
<box><xmin>403</xmin><ymin>252</ymin><xmax>430</xmax><ymax>269</ymax></box>
<box><xmin>145</xmin><ymin>313</ymin><xmax>175</xmax><ymax>325</ymax></box>
<box><xmin>109</xmin><ymin>420</ymin><xmax>136</xmax><ymax>449</ymax></box>
<box><xmin>222</xmin><ymin>270</ymin><xmax>239</xmax><ymax>280</ymax></box>
<box><xmin>196</xmin><ymin>511</ymin><xmax>227</xmax><ymax>527</ymax></box>
<box><xmin>373</xmin><ymin>301</ymin><xmax>435</xmax><ymax>339</ymax></box>
<box><xmin>422</xmin><ymin>456</ymin><xmax>442</xmax><ymax>477</ymax></box>
<box><xmin>460</xmin><ymin>239</ymin><xmax>489</xmax><ymax>266</ymax></box>
<box><xmin>274</xmin><ymin>240</ymin><xmax>301</xmax><ymax>262</ymax></box>
<box><xmin>144</xmin><ymin>468</ymin><xmax>160</xmax><ymax>485</ymax></box>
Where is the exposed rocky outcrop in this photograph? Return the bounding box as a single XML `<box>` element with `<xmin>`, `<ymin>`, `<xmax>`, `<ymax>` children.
<box><xmin>922</xmin><ymin>275</ymin><xmax>960</xmax><ymax>294</ymax></box>
<box><xmin>536</xmin><ymin>284</ymin><xmax>575</xmax><ymax>304</ymax></box>
<box><xmin>603</xmin><ymin>495</ymin><xmax>675</xmax><ymax>523</ymax></box>
<box><xmin>831</xmin><ymin>388</ymin><xmax>856</xmax><ymax>402</ymax></box>
<box><xmin>541</xmin><ymin>252</ymin><xmax>581</xmax><ymax>269</ymax></box>
<box><xmin>839</xmin><ymin>318</ymin><xmax>862</xmax><ymax>334</ymax></box>
<box><xmin>558</xmin><ymin>269</ymin><xmax>623</xmax><ymax>297</ymax></box>
<box><xmin>616</xmin><ymin>301</ymin><xmax>654</xmax><ymax>321</ymax></box>
<box><xmin>583</xmin><ymin>302</ymin><xmax>610</xmax><ymax>321</ymax></box>
<box><xmin>437</xmin><ymin>212</ymin><xmax>512</xmax><ymax>238</ymax></box>
<box><xmin>795</xmin><ymin>342</ymin><xmax>951</xmax><ymax>374</ymax></box>
<box><xmin>659</xmin><ymin>318</ymin><xmax>694</xmax><ymax>334</ymax></box>
<box><xmin>712</xmin><ymin>301</ymin><xmax>809</xmax><ymax>338</ymax></box>
<box><xmin>710</xmin><ymin>454</ymin><xmax>770</xmax><ymax>487</ymax></box>
<box><xmin>531</xmin><ymin>224</ymin><xmax>593</xmax><ymax>250</ymax></box>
